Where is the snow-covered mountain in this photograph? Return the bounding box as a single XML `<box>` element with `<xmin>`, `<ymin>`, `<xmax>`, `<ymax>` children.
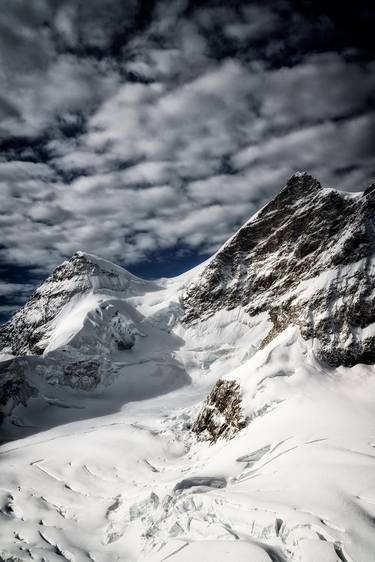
<box><xmin>184</xmin><ymin>172</ymin><xmax>375</xmax><ymax>367</ymax></box>
<box><xmin>1</xmin><ymin>173</ymin><xmax>375</xmax><ymax>562</ymax></box>
<box><xmin>0</xmin><ymin>250</ymin><xmax>156</xmax><ymax>356</ymax></box>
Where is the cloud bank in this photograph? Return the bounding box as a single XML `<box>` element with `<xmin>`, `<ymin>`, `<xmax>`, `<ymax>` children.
<box><xmin>0</xmin><ymin>0</ymin><xmax>374</xmax><ymax>317</ymax></box>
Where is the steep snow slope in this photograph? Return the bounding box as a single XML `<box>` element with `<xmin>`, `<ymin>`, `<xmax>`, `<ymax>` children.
<box><xmin>1</xmin><ymin>173</ymin><xmax>375</xmax><ymax>561</ymax></box>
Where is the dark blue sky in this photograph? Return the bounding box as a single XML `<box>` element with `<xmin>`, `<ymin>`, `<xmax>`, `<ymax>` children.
<box><xmin>0</xmin><ymin>0</ymin><xmax>375</xmax><ymax>322</ymax></box>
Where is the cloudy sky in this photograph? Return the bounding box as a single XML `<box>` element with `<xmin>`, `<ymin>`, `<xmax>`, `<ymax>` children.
<box><xmin>0</xmin><ymin>0</ymin><xmax>374</xmax><ymax>320</ymax></box>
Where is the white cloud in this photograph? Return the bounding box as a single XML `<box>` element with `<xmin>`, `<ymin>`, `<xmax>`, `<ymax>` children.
<box><xmin>0</xmin><ymin>161</ymin><xmax>55</xmax><ymax>181</ymax></box>
<box><xmin>233</xmin><ymin>113</ymin><xmax>375</xmax><ymax>190</ymax></box>
<box><xmin>0</xmin><ymin>282</ymin><xmax>35</xmax><ymax>297</ymax></box>
<box><xmin>0</xmin><ymin>50</ymin><xmax>120</xmax><ymax>137</ymax></box>
<box><xmin>0</xmin><ymin>0</ymin><xmax>374</xmax><ymax>298</ymax></box>
<box><xmin>224</xmin><ymin>5</ymin><xmax>281</xmax><ymax>42</ymax></box>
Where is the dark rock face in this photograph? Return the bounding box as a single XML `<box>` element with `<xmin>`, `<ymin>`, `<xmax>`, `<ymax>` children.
<box><xmin>0</xmin><ymin>358</ymin><xmax>38</xmax><ymax>426</ymax></box>
<box><xmin>192</xmin><ymin>379</ymin><xmax>247</xmax><ymax>442</ymax></box>
<box><xmin>0</xmin><ymin>366</ymin><xmax>38</xmax><ymax>426</ymax></box>
<box><xmin>183</xmin><ymin>173</ymin><xmax>375</xmax><ymax>367</ymax></box>
<box><xmin>174</xmin><ymin>476</ymin><xmax>227</xmax><ymax>491</ymax></box>
<box><xmin>0</xmin><ymin>252</ymin><xmax>131</xmax><ymax>356</ymax></box>
<box><xmin>0</xmin><ymin>377</ymin><xmax>37</xmax><ymax>408</ymax></box>
<box><xmin>63</xmin><ymin>360</ymin><xmax>101</xmax><ymax>391</ymax></box>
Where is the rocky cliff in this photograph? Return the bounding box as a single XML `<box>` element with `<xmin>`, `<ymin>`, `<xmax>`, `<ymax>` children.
<box><xmin>183</xmin><ymin>173</ymin><xmax>375</xmax><ymax>367</ymax></box>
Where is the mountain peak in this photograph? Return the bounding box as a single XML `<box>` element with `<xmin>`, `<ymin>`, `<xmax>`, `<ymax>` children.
<box><xmin>254</xmin><ymin>173</ymin><xmax>323</xmax><ymax>223</ymax></box>
<box><xmin>0</xmin><ymin>252</ymin><xmax>153</xmax><ymax>356</ymax></box>
<box><xmin>50</xmin><ymin>251</ymin><xmax>137</xmax><ymax>284</ymax></box>
<box><xmin>279</xmin><ymin>171</ymin><xmax>322</xmax><ymax>200</ymax></box>
<box><xmin>50</xmin><ymin>251</ymin><xmax>101</xmax><ymax>282</ymax></box>
<box><xmin>183</xmin><ymin>174</ymin><xmax>375</xmax><ymax>366</ymax></box>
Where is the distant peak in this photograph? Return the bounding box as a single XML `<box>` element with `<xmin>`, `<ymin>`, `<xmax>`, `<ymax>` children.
<box><xmin>73</xmin><ymin>250</ymin><xmax>89</xmax><ymax>259</ymax></box>
<box><xmin>50</xmin><ymin>251</ymin><xmax>104</xmax><ymax>282</ymax></box>
<box><xmin>250</xmin><ymin>172</ymin><xmax>322</xmax><ymax>223</ymax></box>
<box><xmin>70</xmin><ymin>251</ymin><xmax>100</xmax><ymax>263</ymax></box>
<box><xmin>288</xmin><ymin>171</ymin><xmax>319</xmax><ymax>183</ymax></box>
<box><xmin>62</xmin><ymin>251</ymin><xmax>150</xmax><ymax>285</ymax></box>
<box><xmin>66</xmin><ymin>251</ymin><xmax>119</xmax><ymax>272</ymax></box>
<box><xmin>55</xmin><ymin>251</ymin><xmax>133</xmax><ymax>280</ymax></box>
<box><xmin>278</xmin><ymin>172</ymin><xmax>322</xmax><ymax>202</ymax></box>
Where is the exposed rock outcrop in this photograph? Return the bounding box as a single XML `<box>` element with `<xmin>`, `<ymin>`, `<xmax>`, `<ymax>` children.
<box><xmin>0</xmin><ymin>366</ymin><xmax>37</xmax><ymax>426</ymax></box>
<box><xmin>192</xmin><ymin>379</ymin><xmax>247</xmax><ymax>442</ymax></box>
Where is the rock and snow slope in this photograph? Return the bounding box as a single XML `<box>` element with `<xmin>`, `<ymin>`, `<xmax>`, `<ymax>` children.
<box><xmin>183</xmin><ymin>173</ymin><xmax>375</xmax><ymax>366</ymax></box>
<box><xmin>1</xmin><ymin>173</ymin><xmax>375</xmax><ymax>562</ymax></box>
<box><xmin>0</xmin><ymin>251</ymin><xmax>155</xmax><ymax>357</ymax></box>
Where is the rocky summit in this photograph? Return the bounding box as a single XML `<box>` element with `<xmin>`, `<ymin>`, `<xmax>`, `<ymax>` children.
<box><xmin>183</xmin><ymin>172</ymin><xmax>375</xmax><ymax>367</ymax></box>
